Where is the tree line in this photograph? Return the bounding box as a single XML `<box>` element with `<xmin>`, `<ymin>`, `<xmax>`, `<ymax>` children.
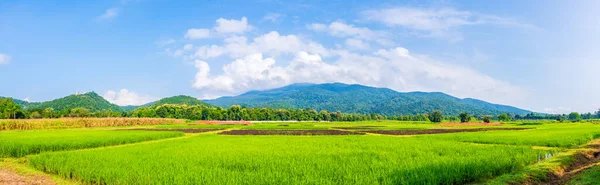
<box><xmin>2</xmin><ymin>97</ymin><xmax>600</xmax><ymax>122</ymax></box>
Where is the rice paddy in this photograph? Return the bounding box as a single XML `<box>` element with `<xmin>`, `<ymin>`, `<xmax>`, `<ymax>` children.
<box><xmin>1</xmin><ymin>120</ymin><xmax>599</xmax><ymax>184</ymax></box>
<box><xmin>0</xmin><ymin>129</ymin><xmax>183</xmax><ymax>157</ymax></box>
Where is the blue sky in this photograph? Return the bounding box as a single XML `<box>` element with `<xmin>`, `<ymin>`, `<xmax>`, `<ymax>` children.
<box><xmin>0</xmin><ymin>0</ymin><xmax>599</xmax><ymax>113</ymax></box>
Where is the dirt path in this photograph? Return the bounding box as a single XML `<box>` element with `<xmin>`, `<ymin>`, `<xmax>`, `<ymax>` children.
<box><xmin>0</xmin><ymin>169</ymin><xmax>56</xmax><ymax>185</ymax></box>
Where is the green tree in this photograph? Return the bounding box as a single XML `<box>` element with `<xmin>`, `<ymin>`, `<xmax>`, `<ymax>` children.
<box><xmin>459</xmin><ymin>112</ymin><xmax>470</xmax><ymax>123</ymax></box>
<box><xmin>568</xmin><ymin>112</ymin><xmax>581</xmax><ymax>122</ymax></box>
<box><xmin>483</xmin><ymin>115</ymin><xmax>492</xmax><ymax>123</ymax></box>
<box><xmin>497</xmin><ymin>113</ymin><xmax>510</xmax><ymax>122</ymax></box>
<box><xmin>428</xmin><ymin>110</ymin><xmax>443</xmax><ymax>123</ymax></box>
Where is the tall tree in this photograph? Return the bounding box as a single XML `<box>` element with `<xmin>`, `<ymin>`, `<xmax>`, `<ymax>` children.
<box><xmin>428</xmin><ymin>110</ymin><xmax>443</xmax><ymax>123</ymax></box>
<box><xmin>459</xmin><ymin>112</ymin><xmax>470</xmax><ymax>123</ymax></box>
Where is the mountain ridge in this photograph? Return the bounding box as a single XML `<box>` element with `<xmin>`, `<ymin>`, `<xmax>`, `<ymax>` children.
<box><xmin>205</xmin><ymin>83</ymin><xmax>530</xmax><ymax>115</ymax></box>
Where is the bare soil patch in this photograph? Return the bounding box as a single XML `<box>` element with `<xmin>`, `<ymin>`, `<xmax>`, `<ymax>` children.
<box><xmin>436</xmin><ymin>122</ymin><xmax>503</xmax><ymax>127</ymax></box>
<box><xmin>123</xmin><ymin>128</ymin><xmax>223</xmax><ymax>133</ymax></box>
<box><xmin>219</xmin><ymin>129</ymin><xmax>364</xmax><ymax>135</ymax></box>
<box><xmin>361</xmin><ymin>128</ymin><xmax>530</xmax><ymax>135</ymax></box>
<box><xmin>0</xmin><ymin>170</ymin><xmax>55</xmax><ymax>185</ymax></box>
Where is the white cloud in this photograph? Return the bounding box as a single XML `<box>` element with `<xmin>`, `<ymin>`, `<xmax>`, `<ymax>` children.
<box><xmin>362</xmin><ymin>7</ymin><xmax>538</xmax><ymax>40</ymax></box>
<box><xmin>102</xmin><ymin>89</ymin><xmax>156</xmax><ymax>106</ymax></box>
<box><xmin>345</xmin><ymin>38</ymin><xmax>369</xmax><ymax>50</ymax></box>
<box><xmin>262</xmin><ymin>13</ymin><xmax>283</xmax><ymax>23</ymax></box>
<box><xmin>192</xmin><ymin>48</ymin><xmax>525</xmax><ymax>105</ymax></box>
<box><xmin>0</xmin><ymin>53</ymin><xmax>10</xmax><ymax>64</ymax></box>
<box><xmin>214</xmin><ymin>17</ymin><xmax>251</xmax><ymax>34</ymax></box>
<box><xmin>308</xmin><ymin>21</ymin><xmax>391</xmax><ymax>48</ymax></box>
<box><xmin>308</xmin><ymin>21</ymin><xmax>384</xmax><ymax>39</ymax></box>
<box><xmin>185</xmin><ymin>29</ymin><xmax>210</xmax><ymax>39</ymax></box>
<box><xmin>23</xmin><ymin>97</ymin><xmax>30</xmax><ymax>102</ymax></box>
<box><xmin>97</xmin><ymin>8</ymin><xmax>119</xmax><ymax>21</ymax></box>
<box><xmin>186</xmin><ymin>31</ymin><xmax>330</xmax><ymax>59</ymax></box>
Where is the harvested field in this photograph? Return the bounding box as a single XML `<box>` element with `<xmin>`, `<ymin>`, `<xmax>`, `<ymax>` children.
<box><xmin>219</xmin><ymin>129</ymin><xmax>364</xmax><ymax>135</ymax></box>
<box><xmin>123</xmin><ymin>128</ymin><xmax>222</xmax><ymax>133</ymax></box>
<box><xmin>361</xmin><ymin>128</ymin><xmax>530</xmax><ymax>135</ymax></box>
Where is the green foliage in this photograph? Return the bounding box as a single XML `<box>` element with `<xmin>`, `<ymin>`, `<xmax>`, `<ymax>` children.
<box><xmin>428</xmin><ymin>110</ymin><xmax>443</xmax><ymax>122</ymax></box>
<box><xmin>0</xmin><ymin>129</ymin><xmax>183</xmax><ymax>157</ymax></box>
<box><xmin>459</xmin><ymin>112</ymin><xmax>470</xmax><ymax>123</ymax></box>
<box><xmin>0</xmin><ymin>98</ymin><xmax>25</xmax><ymax>119</ymax></box>
<box><xmin>568</xmin><ymin>112</ymin><xmax>581</xmax><ymax>122</ymax></box>
<box><xmin>31</xmin><ymin>92</ymin><xmax>122</xmax><ymax>112</ymax></box>
<box><xmin>498</xmin><ymin>113</ymin><xmax>510</xmax><ymax>121</ymax></box>
<box><xmin>147</xmin><ymin>95</ymin><xmax>212</xmax><ymax>108</ymax></box>
<box><xmin>483</xmin><ymin>115</ymin><xmax>492</xmax><ymax>123</ymax></box>
<box><xmin>206</xmin><ymin>83</ymin><xmax>531</xmax><ymax>116</ymax></box>
<box><xmin>132</xmin><ymin>104</ymin><xmax>381</xmax><ymax>121</ymax></box>
<box><xmin>30</xmin><ymin>135</ymin><xmax>547</xmax><ymax>185</ymax></box>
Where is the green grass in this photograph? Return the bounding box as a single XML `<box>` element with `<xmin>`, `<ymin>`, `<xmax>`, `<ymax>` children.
<box><xmin>568</xmin><ymin>164</ymin><xmax>600</xmax><ymax>185</ymax></box>
<box><xmin>30</xmin><ymin>135</ymin><xmax>550</xmax><ymax>185</ymax></box>
<box><xmin>422</xmin><ymin>123</ymin><xmax>600</xmax><ymax>148</ymax></box>
<box><xmin>0</xmin><ymin>129</ymin><xmax>184</xmax><ymax>158</ymax></box>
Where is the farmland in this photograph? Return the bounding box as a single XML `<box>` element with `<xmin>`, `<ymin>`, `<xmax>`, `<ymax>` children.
<box><xmin>1</xmin><ymin>119</ymin><xmax>600</xmax><ymax>184</ymax></box>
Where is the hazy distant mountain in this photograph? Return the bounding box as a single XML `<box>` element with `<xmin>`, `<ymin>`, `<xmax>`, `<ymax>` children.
<box><xmin>205</xmin><ymin>83</ymin><xmax>530</xmax><ymax>115</ymax></box>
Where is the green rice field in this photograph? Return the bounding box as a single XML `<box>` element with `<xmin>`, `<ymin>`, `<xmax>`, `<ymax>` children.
<box><xmin>1</xmin><ymin>120</ymin><xmax>599</xmax><ymax>184</ymax></box>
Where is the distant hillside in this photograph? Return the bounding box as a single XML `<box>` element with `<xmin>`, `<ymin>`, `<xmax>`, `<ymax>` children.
<box><xmin>0</xmin><ymin>97</ymin><xmax>39</xmax><ymax>109</ymax></box>
<box><xmin>31</xmin><ymin>92</ymin><xmax>123</xmax><ymax>112</ymax></box>
<box><xmin>121</xmin><ymin>95</ymin><xmax>213</xmax><ymax>111</ymax></box>
<box><xmin>147</xmin><ymin>95</ymin><xmax>211</xmax><ymax>107</ymax></box>
<box><xmin>205</xmin><ymin>83</ymin><xmax>530</xmax><ymax>115</ymax></box>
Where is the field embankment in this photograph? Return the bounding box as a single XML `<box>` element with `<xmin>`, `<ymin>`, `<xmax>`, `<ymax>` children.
<box><xmin>0</xmin><ymin>118</ymin><xmax>185</xmax><ymax>131</ymax></box>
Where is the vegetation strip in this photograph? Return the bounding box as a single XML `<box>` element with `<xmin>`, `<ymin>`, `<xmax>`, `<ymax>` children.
<box><xmin>0</xmin><ymin>118</ymin><xmax>185</xmax><ymax>131</ymax></box>
<box><xmin>0</xmin><ymin>130</ymin><xmax>184</xmax><ymax>158</ymax></box>
<box><xmin>122</xmin><ymin>128</ymin><xmax>223</xmax><ymax>133</ymax></box>
<box><xmin>360</xmin><ymin>128</ymin><xmax>530</xmax><ymax>135</ymax></box>
<box><xmin>486</xmin><ymin>140</ymin><xmax>600</xmax><ymax>185</ymax></box>
<box><xmin>218</xmin><ymin>129</ymin><xmax>364</xmax><ymax>135</ymax></box>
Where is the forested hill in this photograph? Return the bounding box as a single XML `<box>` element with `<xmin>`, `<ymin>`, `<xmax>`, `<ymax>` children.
<box><xmin>121</xmin><ymin>95</ymin><xmax>213</xmax><ymax>111</ymax></box>
<box><xmin>9</xmin><ymin>92</ymin><xmax>124</xmax><ymax>112</ymax></box>
<box><xmin>205</xmin><ymin>83</ymin><xmax>531</xmax><ymax>115</ymax></box>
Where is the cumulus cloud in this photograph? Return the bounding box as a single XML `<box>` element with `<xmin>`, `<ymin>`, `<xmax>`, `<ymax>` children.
<box><xmin>185</xmin><ymin>29</ymin><xmax>210</xmax><ymax>39</ymax></box>
<box><xmin>97</xmin><ymin>8</ymin><xmax>119</xmax><ymax>21</ymax></box>
<box><xmin>0</xmin><ymin>53</ymin><xmax>10</xmax><ymax>64</ymax></box>
<box><xmin>192</xmin><ymin>48</ymin><xmax>525</xmax><ymax>105</ymax></box>
<box><xmin>103</xmin><ymin>89</ymin><xmax>156</xmax><ymax>106</ymax></box>
<box><xmin>185</xmin><ymin>31</ymin><xmax>330</xmax><ymax>59</ymax></box>
<box><xmin>214</xmin><ymin>17</ymin><xmax>251</xmax><ymax>34</ymax></box>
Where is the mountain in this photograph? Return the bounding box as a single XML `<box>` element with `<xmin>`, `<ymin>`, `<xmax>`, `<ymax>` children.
<box><xmin>30</xmin><ymin>92</ymin><xmax>122</xmax><ymax>112</ymax></box>
<box><xmin>0</xmin><ymin>97</ymin><xmax>38</xmax><ymax>109</ymax></box>
<box><xmin>123</xmin><ymin>95</ymin><xmax>212</xmax><ymax>111</ymax></box>
<box><xmin>205</xmin><ymin>83</ymin><xmax>531</xmax><ymax>115</ymax></box>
